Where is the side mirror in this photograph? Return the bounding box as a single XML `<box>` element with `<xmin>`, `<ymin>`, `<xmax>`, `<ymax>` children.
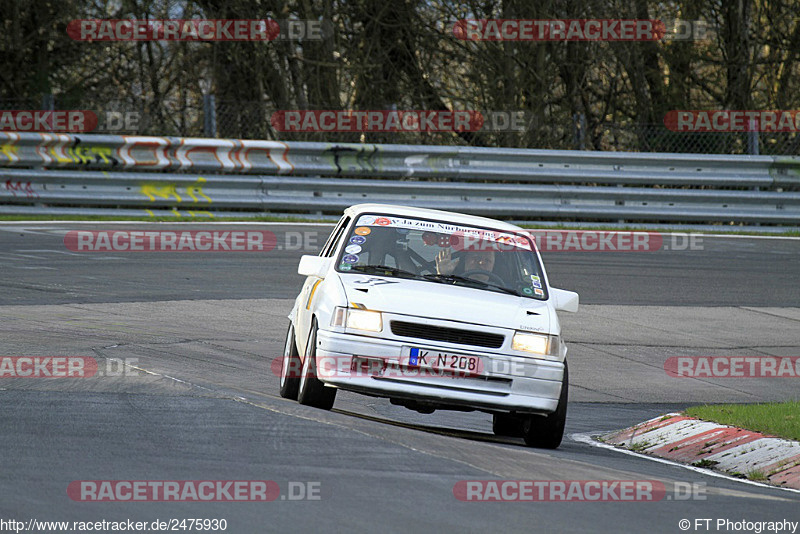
<box><xmin>298</xmin><ymin>255</ymin><xmax>332</xmax><ymax>278</ymax></box>
<box><xmin>550</xmin><ymin>288</ymin><xmax>579</xmax><ymax>313</ymax></box>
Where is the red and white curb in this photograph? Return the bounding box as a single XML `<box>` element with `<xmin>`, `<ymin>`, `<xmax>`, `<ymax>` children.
<box><xmin>601</xmin><ymin>414</ymin><xmax>800</xmax><ymax>490</ymax></box>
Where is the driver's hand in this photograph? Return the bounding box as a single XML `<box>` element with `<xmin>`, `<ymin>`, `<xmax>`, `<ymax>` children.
<box><xmin>436</xmin><ymin>248</ymin><xmax>459</xmax><ymax>275</ymax></box>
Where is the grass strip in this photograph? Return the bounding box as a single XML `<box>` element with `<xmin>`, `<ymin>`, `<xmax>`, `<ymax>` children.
<box><xmin>686</xmin><ymin>401</ymin><xmax>800</xmax><ymax>441</ymax></box>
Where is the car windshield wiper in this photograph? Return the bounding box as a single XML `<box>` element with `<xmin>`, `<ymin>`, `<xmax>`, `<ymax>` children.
<box><xmin>348</xmin><ymin>264</ymin><xmax>423</xmax><ymax>279</ymax></box>
<box><xmin>480</xmin><ymin>282</ymin><xmax>523</xmax><ymax>297</ymax></box>
<box><xmin>422</xmin><ymin>273</ymin><xmax>522</xmax><ymax>297</ymax></box>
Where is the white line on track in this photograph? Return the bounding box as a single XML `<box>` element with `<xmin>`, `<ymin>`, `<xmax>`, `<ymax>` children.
<box><xmin>15</xmin><ymin>249</ymin><xmax>82</xmax><ymax>255</ymax></box>
<box><xmin>0</xmin><ymin>252</ymin><xmax>47</xmax><ymax>259</ymax></box>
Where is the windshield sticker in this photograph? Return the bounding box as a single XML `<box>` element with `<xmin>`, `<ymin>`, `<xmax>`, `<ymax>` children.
<box><xmin>343</xmin><ymin>254</ymin><xmax>360</xmax><ymax>263</ymax></box>
<box><xmin>350</xmin><ymin>235</ymin><xmax>367</xmax><ymax>245</ymax></box>
<box><xmin>345</xmin><ymin>244</ymin><xmax>362</xmax><ymax>254</ymax></box>
<box><xmin>355</xmin><ymin>215</ymin><xmax>531</xmax><ymax>250</ymax></box>
<box><xmin>534</xmin><ymin>288</ymin><xmax>544</xmax><ymax>296</ymax></box>
<box><xmin>532</xmin><ymin>280</ymin><xmax>542</xmax><ymax>289</ymax></box>
<box><xmin>422</xmin><ymin>231</ymin><xmax>456</xmax><ymax>247</ymax></box>
<box><xmin>354</xmin><ymin>227</ymin><xmax>371</xmax><ymax>236</ymax></box>
<box><xmin>522</xmin><ymin>287</ymin><xmax>533</xmax><ymax>295</ymax></box>
<box><xmin>339</xmin><ymin>263</ymin><xmax>352</xmax><ymax>271</ymax></box>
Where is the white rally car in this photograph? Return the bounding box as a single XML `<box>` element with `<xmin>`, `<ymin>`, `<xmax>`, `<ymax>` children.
<box><xmin>279</xmin><ymin>204</ymin><xmax>579</xmax><ymax>448</ymax></box>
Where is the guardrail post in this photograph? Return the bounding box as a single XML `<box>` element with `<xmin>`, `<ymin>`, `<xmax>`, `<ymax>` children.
<box><xmin>747</xmin><ymin>120</ymin><xmax>761</xmax><ymax>226</ymax></box>
<box><xmin>203</xmin><ymin>93</ymin><xmax>217</xmax><ymax>138</ymax></box>
<box><xmin>748</xmin><ymin>119</ymin><xmax>759</xmax><ymax>155</ymax></box>
<box><xmin>42</xmin><ymin>93</ymin><xmax>54</xmax><ymax>112</ymax></box>
<box><xmin>573</xmin><ymin>113</ymin><xmax>586</xmax><ymax>150</ymax></box>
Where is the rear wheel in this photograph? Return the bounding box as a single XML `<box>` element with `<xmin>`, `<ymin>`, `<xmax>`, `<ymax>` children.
<box><xmin>279</xmin><ymin>323</ymin><xmax>301</xmax><ymax>400</ymax></box>
<box><xmin>297</xmin><ymin>319</ymin><xmax>337</xmax><ymax>410</ymax></box>
<box><xmin>521</xmin><ymin>362</ymin><xmax>568</xmax><ymax>449</ymax></box>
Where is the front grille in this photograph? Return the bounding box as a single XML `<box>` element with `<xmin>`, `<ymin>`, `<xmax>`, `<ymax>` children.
<box><xmin>390</xmin><ymin>321</ymin><xmax>504</xmax><ymax>349</ymax></box>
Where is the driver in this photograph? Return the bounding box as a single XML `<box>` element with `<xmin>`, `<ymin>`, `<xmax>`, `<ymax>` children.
<box><xmin>435</xmin><ymin>248</ymin><xmax>496</xmax><ymax>282</ymax></box>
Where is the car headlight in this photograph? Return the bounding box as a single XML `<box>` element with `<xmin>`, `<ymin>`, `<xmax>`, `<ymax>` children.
<box><xmin>511</xmin><ymin>331</ymin><xmax>560</xmax><ymax>356</ymax></box>
<box><xmin>331</xmin><ymin>307</ymin><xmax>383</xmax><ymax>332</ymax></box>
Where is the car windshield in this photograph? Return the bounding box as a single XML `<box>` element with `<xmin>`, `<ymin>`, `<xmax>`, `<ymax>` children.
<box><xmin>334</xmin><ymin>213</ymin><xmax>547</xmax><ymax>300</ymax></box>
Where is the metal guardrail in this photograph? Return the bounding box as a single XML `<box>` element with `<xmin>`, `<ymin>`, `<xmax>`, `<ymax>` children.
<box><xmin>1</xmin><ymin>132</ymin><xmax>799</xmax><ymax>224</ymax></box>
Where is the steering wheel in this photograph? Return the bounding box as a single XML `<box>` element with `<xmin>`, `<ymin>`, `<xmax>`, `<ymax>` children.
<box><xmin>461</xmin><ymin>269</ymin><xmax>505</xmax><ymax>286</ymax></box>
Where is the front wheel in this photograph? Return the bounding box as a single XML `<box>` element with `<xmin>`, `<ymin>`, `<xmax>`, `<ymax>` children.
<box><xmin>279</xmin><ymin>323</ymin><xmax>301</xmax><ymax>400</ymax></box>
<box><xmin>297</xmin><ymin>319</ymin><xmax>337</xmax><ymax>410</ymax></box>
<box><xmin>521</xmin><ymin>362</ymin><xmax>568</xmax><ymax>449</ymax></box>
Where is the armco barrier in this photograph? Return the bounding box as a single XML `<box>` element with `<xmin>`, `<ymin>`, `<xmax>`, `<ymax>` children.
<box><xmin>1</xmin><ymin>132</ymin><xmax>799</xmax><ymax>223</ymax></box>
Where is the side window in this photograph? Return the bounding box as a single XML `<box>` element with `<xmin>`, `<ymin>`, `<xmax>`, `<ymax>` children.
<box><xmin>320</xmin><ymin>216</ymin><xmax>351</xmax><ymax>258</ymax></box>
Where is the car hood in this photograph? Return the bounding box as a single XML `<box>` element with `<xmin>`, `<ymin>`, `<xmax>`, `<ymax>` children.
<box><xmin>338</xmin><ymin>274</ymin><xmax>553</xmax><ymax>333</ymax></box>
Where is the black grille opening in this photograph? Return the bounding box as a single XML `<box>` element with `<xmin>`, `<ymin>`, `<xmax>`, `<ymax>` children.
<box><xmin>390</xmin><ymin>321</ymin><xmax>504</xmax><ymax>349</ymax></box>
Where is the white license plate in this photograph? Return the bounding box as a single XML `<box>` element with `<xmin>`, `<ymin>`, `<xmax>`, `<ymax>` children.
<box><xmin>403</xmin><ymin>348</ymin><xmax>483</xmax><ymax>375</ymax></box>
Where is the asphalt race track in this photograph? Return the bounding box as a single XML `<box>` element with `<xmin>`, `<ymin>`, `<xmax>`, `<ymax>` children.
<box><xmin>1</xmin><ymin>223</ymin><xmax>799</xmax><ymax>533</ymax></box>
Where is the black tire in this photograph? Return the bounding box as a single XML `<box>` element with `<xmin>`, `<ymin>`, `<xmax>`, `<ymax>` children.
<box><xmin>521</xmin><ymin>361</ymin><xmax>568</xmax><ymax>449</ymax></box>
<box><xmin>492</xmin><ymin>413</ymin><xmax>524</xmax><ymax>437</ymax></box>
<box><xmin>279</xmin><ymin>323</ymin><xmax>301</xmax><ymax>400</ymax></box>
<box><xmin>297</xmin><ymin>319</ymin><xmax>337</xmax><ymax>410</ymax></box>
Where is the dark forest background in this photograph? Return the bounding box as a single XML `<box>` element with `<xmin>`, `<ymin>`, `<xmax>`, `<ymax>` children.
<box><xmin>2</xmin><ymin>0</ymin><xmax>799</xmax><ymax>153</ymax></box>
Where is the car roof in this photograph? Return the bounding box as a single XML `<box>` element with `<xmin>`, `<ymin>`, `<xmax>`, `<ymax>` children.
<box><xmin>343</xmin><ymin>203</ymin><xmax>525</xmax><ymax>233</ymax></box>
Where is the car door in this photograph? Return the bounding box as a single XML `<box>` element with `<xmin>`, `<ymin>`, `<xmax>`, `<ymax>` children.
<box><xmin>295</xmin><ymin>215</ymin><xmax>351</xmax><ymax>356</ymax></box>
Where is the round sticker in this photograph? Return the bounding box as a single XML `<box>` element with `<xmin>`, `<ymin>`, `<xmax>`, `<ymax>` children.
<box><xmin>355</xmin><ymin>227</ymin><xmax>371</xmax><ymax>236</ymax></box>
<box><xmin>343</xmin><ymin>254</ymin><xmax>360</xmax><ymax>264</ymax></box>
<box><xmin>358</xmin><ymin>216</ymin><xmax>375</xmax><ymax>225</ymax></box>
<box><xmin>522</xmin><ymin>287</ymin><xmax>533</xmax><ymax>295</ymax></box>
<box><xmin>374</xmin><ymin>217</ymin><xmax>392</xmax><ymax>226</ymax></box>
<box><xmin>339</xmin><ymin>263</ymin><xmax>352</xmax><ymax>271</ymax></box>
<box><xmin>350</xmin><ymin>235</ymin><xmax>366</xmax><ymax>245</ymax></box>
<box><xmin>345</xmin><ymin>244</ymin><xmax>362</xmax><ymax>254</ymax></box>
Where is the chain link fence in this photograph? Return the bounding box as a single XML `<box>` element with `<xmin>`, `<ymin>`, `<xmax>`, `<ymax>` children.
<box><xmin>3</xmin><ymin>95</ymin><xmax>799</xmax><ymax>155</ymax></box>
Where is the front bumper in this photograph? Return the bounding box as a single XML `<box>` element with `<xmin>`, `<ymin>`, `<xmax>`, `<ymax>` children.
<box><xmin>315</xmin><ymin>329</ymin><xmax>565</xmax><ymax>415</ymax></box>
